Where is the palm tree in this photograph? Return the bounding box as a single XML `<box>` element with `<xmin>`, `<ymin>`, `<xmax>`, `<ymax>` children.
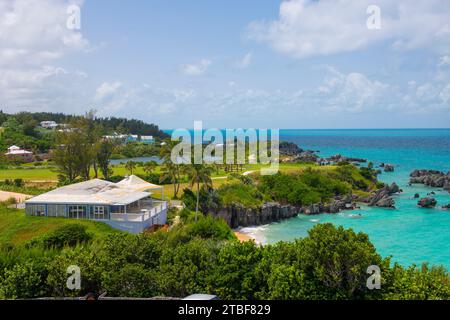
<box><xmin>159</xmin><ymin>162</ymin><xmax>183</xmax><ymax>198</ymax></box>
<box><xmin>184</xmin><ymin>164</ymin><xmax>214</xmax><ymax>221</ymax></box>
<box><xmin>125</xmin><ymin>160</ymin><xmax>136</xmax><ymax>175</ymax></box>
<box><xmin>143</xmin><ymin>160</ymin><xmax>157</xmax><ymax>176</ymax></box>
<box><xmin>159</xmin><ymin>139</ymin><xmax>184</xmax><ymax>199</ymax></box>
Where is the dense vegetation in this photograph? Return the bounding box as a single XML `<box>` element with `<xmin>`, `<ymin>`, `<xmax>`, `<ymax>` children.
<box><xmin>181</xmin><ymin>165</ymin><xmax>376</xmax><ymax>213</ymax></box>
<box><xmin>0</xmin><ymin>214</ymin><xmax>448</xmax><ymax>300</ymax></box>
<box><xmin>0</xmin><ymin>110</ymin><xmax>168</xmax><ymax>155</ymax></box>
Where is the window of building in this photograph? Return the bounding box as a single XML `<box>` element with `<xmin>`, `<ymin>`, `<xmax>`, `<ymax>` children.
<box><xmin>26</xmin><ymin>204</ymin><xmax>46</xmax><ymax>216</ymax></box>
<box><xmin>91</xmin><ymin>206</ymin><xmax>107</xmax><ymax>220</ymax></box>
<box><xmin>68</xmin><ymin>205</ymin><xmax>87</xmax><ymax>219</ymax></box>
<box><xmin>47</xmin><ymin>204</ymin><xmax>66</xmax><ymax>217</ymax></box>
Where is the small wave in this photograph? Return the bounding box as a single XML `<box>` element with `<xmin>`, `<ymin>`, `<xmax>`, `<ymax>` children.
<box><xmin>238</xmin><ymin>225</ymin><xmax>268</xmax><ymax>245</ymax></box>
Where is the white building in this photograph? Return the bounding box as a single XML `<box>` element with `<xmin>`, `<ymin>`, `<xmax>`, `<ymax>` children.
<box><xmin>5</xmin><ymin>145</ymin><xmax>34</xmax><ymax>162</ymax></box>
<box><xmin>40</xmin><ymin>121</ymin><xmax>58</xmax><ymax>129</ymax></box>
<box><xmin>25</xmin><ymin>175</ymin><xmax>167</xmax><ymax>233</ymax></box>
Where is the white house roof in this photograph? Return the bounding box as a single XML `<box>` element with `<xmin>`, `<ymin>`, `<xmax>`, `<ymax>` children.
<box><xmin>6</xmin><ymin>150</ymin><xmax>33</xmax><ymax>155</ymax></box>
<box><xmin>25</xmin><ymin>176</ymin><xmax>161</xmax><ymax>205</ymax></box>
<box><xmin>6</xmin><ymin>145</ymin><xmax>33</xmax><ymax>155</ymax></box>
<box><xmin>116</xmin><ymin>175</ymin><xmax>163</xmax><ymax>192</ymax></box>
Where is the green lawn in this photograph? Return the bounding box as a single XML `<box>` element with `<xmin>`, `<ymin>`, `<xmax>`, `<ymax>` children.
<box><xmin>0</xmin><ymin>207</ymin><xmax>121</xmax><ymax>246</ymax></box>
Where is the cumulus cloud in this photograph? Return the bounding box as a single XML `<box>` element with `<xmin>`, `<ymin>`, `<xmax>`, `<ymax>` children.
<box><xmin>182</xmin><ymin>59</ymin><xmax>211</xmax><ymax>76</ymax></box>
<box><xmin>0</xmin><ymin>0</ymin><xmax>90</xmax><ymax>113</ymax></box>
<box><xmin>95</xmin><ymin>82</ymin><xmax>123</xmax><ymax>101</ymax></box>
<box><xmin>248</xmin><ymin>0</ymin><xmax>450</xmax><ymax>59</ymax></box>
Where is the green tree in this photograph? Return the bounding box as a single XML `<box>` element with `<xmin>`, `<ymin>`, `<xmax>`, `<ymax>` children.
<box><xmin>125</xmin><ymin>160</ymin><xmax>137</xmax><ymax>175</ymax></box>
<box><xmin>184</xmin><ymin>164</ymin><xmax>214</xmax><ymax>220</ymax></box>
<box><xmin>159</xmin><ymin>139</ymin><xmax>183</xmax><ymax>198</ymax></box>
<box><xmin>143</xmin><ymin>160</ymin><xmax>158</xmax><ymax>176</ymax></box>
<box><xmin>97</xmin><ymin>140</ymin><xmax>114</xmax><ymax>179</ymax></box>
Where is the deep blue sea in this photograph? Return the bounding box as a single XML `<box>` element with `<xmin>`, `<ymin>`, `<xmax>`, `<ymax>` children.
<box><xmin>241</xmin><ymin>129</ymin><xmax>450</xmax><ymax>269</ymax></box>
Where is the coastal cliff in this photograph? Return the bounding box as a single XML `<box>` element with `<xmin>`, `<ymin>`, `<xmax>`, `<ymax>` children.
<box><xmin>213</xmin><ymin>202</ymin><xmax>299</xmax><ymax>228</ymax></box>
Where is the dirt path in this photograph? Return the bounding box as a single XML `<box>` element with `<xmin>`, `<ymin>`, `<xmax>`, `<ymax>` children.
<box><xmin>0</xmin><ymin>190</ymin><xmax>32</xmax><ymax>203</ymax></box>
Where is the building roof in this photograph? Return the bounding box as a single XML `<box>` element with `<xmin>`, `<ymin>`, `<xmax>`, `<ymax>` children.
<box><xmin>6</xmin><ymin>145</ymin><xmax>33</xmax><ymax>155</ymax></box>
<box><xmin>25</xmin><ymin>176</ymin><xmax>162</xmax><ymax>205</ymax></box>
<box><xmin>116</xmin><ymin>175</ymin><xmax>163</xmax><ymax>192</ymax></box>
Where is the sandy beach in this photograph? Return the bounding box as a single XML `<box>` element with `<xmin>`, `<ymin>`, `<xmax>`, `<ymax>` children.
<box><xmin>234</xmin><ymin>231</ymin><xmax>252</xmax><ymax>242</ymax></box>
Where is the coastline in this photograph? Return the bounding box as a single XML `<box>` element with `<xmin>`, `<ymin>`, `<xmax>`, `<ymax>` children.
<box><xmin>234</xmin><ymin>226</ymin><xmax>269</xmax><ymax>245</ymax></box>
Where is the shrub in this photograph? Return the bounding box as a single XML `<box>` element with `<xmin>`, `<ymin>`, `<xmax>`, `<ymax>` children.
<box><xmin>38</xmin><ymin>224</ymin><xmax>92</xmax><ymax>249</ymax></box>
<box><xmin>0</xmin><ymin>261</ymin><xmax>47</xmax><ymax>299</ymax></box>
<box><xmin>184</xmin><ymin>216</ymin><xmax>235</xmax><ymax>241</ymax></box>
<box><xmin>102</xmin><ymin>264</ymin><xmax>158</xmax><ymax>297</ymax></box>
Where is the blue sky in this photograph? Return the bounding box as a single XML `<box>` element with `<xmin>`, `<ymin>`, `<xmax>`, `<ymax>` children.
<box><xmin>1</xmin><ymin>0</ymin><xmax>450</xmax><ymax>128</ymax></box>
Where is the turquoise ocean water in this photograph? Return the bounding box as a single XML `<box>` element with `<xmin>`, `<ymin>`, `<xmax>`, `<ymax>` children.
<box><xmin>250</xmin><ymin>129</ymin><xmax>450</xmax><ymax>269</ymax></box>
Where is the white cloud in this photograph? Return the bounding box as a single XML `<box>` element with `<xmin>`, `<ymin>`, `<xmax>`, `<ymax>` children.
<box><xmin>248</xmin><ymin>0</ymin><xmax>450</xmax><ymax>59</ymax></box>
<box><xmin>0</xmin><ymin>0</ymin><xmax>90</xmax><ymax>113</ymax></box>
<box><xmin>236</xmin><ymin>52</ymin><xmax>253</xmax><ymax>69</ymax></box>
<box><xmin>95</xmin><ymin>82</ymin><xmax>123</xmax><ymax>101</ymax></box>
<box><xmin>182</xmin><ymin>59</ymin><xmax>211</xmax><ymax>76</ymax></box>
<box><xmin>438</xmin><ymin>55</ymin><xmax>450</xmax><ymax>67</ymax></box>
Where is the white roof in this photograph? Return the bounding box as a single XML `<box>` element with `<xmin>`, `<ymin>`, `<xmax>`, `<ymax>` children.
<box><xmin>8</xmin><ymin>145</ymin><xmax>20</xmax><ymax>150</ymax></box>
<box><xmin>116</xmin><ymin>175</ymin><xmax>163</xmax><ymax>192</ymax></box>
<box><xmin>25</xmin><ymin>176</ymin><xmax>161</xmax><ymax>205</ymax></box>
<box><xmin>6</xmin><ymin>150</ymin><xmax>33</xmax><ymax>155</ymax></box>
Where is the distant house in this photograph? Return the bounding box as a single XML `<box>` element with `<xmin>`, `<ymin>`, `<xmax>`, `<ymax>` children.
<box><xmin>40</xmin><ymin>121</ymin><xmax>58</xmax><ymax>129</ymax></box>
<box><xmin>25</xmin><ymin>175</ymin><xmax>167</xmax><ymax>233</ymax></box>
<box><xmin>140</xmin><ymin>135</ymin><xmax>155</xmax><ymax>144</ymax></box>
<box><xmin>5</xmin><ymin>145</ymin><xmax>34</xmax><ymax>162</ymax></box>
<box><xmin>103</xmin><ymin>133</ymin><xmax>155</xmax><ymax>145</ymax></box>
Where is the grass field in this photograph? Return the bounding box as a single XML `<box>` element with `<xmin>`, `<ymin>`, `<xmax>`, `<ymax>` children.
<box><xmin>0</xmin><ymin>207</ymin><xmax>120</xmax><ymax>246</ymax></box>
<box><xmin>0</xmin><ymin>162</ymin><xmax>339</xmax><ymax>200</ymax></box>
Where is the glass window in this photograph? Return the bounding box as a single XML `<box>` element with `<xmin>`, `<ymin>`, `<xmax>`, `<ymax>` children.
<box><xmin>47</xmin><ymin>204</ymin><xmax>66</xmax><ymax>217</ymax></box>
<box><xmin>68</xmin><ymin>205</ymin><xmax>87</xmax><ymax>219</ymax></box>
<box><xmin>26</xmin><ymin>204</ymin><xmax>46</xmax><ymax>216</ymax></box>
<box><xmin>91</xmin><ymin>206</ymin><xmax>107</xmax><ymax>220</ymax></box>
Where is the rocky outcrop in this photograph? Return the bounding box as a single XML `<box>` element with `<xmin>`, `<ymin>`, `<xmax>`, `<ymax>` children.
<box><xmin>214</xmin><ymin>202</ymin><xmax>299</xmax><ymax>228</ymax></box>
<box><xmin>364</xmin><ymin>183</ymin><xmax>399</xmax><ymax>208</ymax></box>
<box><xmin>384</xmin><ymin>164</ymin><xmax>394</xmax><ymax>172</ymax></box>
<box><xmin>414</xmin><ymin>193</ymin><xmax>420</xmax><ymax>199</ymax></box>
<box><xmin>279</xmin><ymin>141</ymin><xmax>304</xmax><ymax>156</ymax></box>
<box><xmin>442</xmin><ymin>204</ymin><xmax>450</xmax><ymax>210</ymax></box>
<box><xmin>410</xmin><ymin>169</ymin><xmax>450</xmax><ymax>192</ymax></box>
<box><xmin>417</xmin><ymin>197</ymin><xmax>437</xmax><ymax>208</ymax></box>
<box><xmin>327</xmin><ymin>154</ymin><xmax>367</xmax><ymax>164</ymax></box>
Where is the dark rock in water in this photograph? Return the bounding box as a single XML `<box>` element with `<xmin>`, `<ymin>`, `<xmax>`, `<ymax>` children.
<box><xmin>417</xmin><ymin>197</ymin><xmax>437</xmax><ymax>208</ymax></box>
<box><xmin>379</xmin><ymin>163</ymin><xmax>385</xmax><ymax>167</ymax></box>
<box><xmin>442</xmin><ymin>204</ymin><xmax>450</xmax><ymax>210</ymax></box>
<box><xmin>409</xmin><ymin>169</ymin><xmax>450</xmax><ymax>193</ymax></box>
<box><xmin>328</xmin><ymin>154</ymin><xmax>366</xmax><ymax>163</ymax></box>
<box><xmin>364</xmin><ymin>182</ymin><xmax>399</xmax><ymax>208</ymax></box>
<box><xmin>384</xmin><ymin>164</ymin><xmax>394</xmax><ymax>172</ymax></box>
<box><xmin>279</xmin><ymin>141</ymin><xmax>304</xmax><ymax>156</ymax></box>
<box><xmin>414</xmin><ymin>193</ymin><xmax>420</xmax><ymax>199</ymax></box>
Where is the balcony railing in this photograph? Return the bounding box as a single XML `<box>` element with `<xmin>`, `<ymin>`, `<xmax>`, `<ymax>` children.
<box><xmin>110</xmin><ymin>201</ymin><xmax>167</xmax><ymax>222</ymax></box>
